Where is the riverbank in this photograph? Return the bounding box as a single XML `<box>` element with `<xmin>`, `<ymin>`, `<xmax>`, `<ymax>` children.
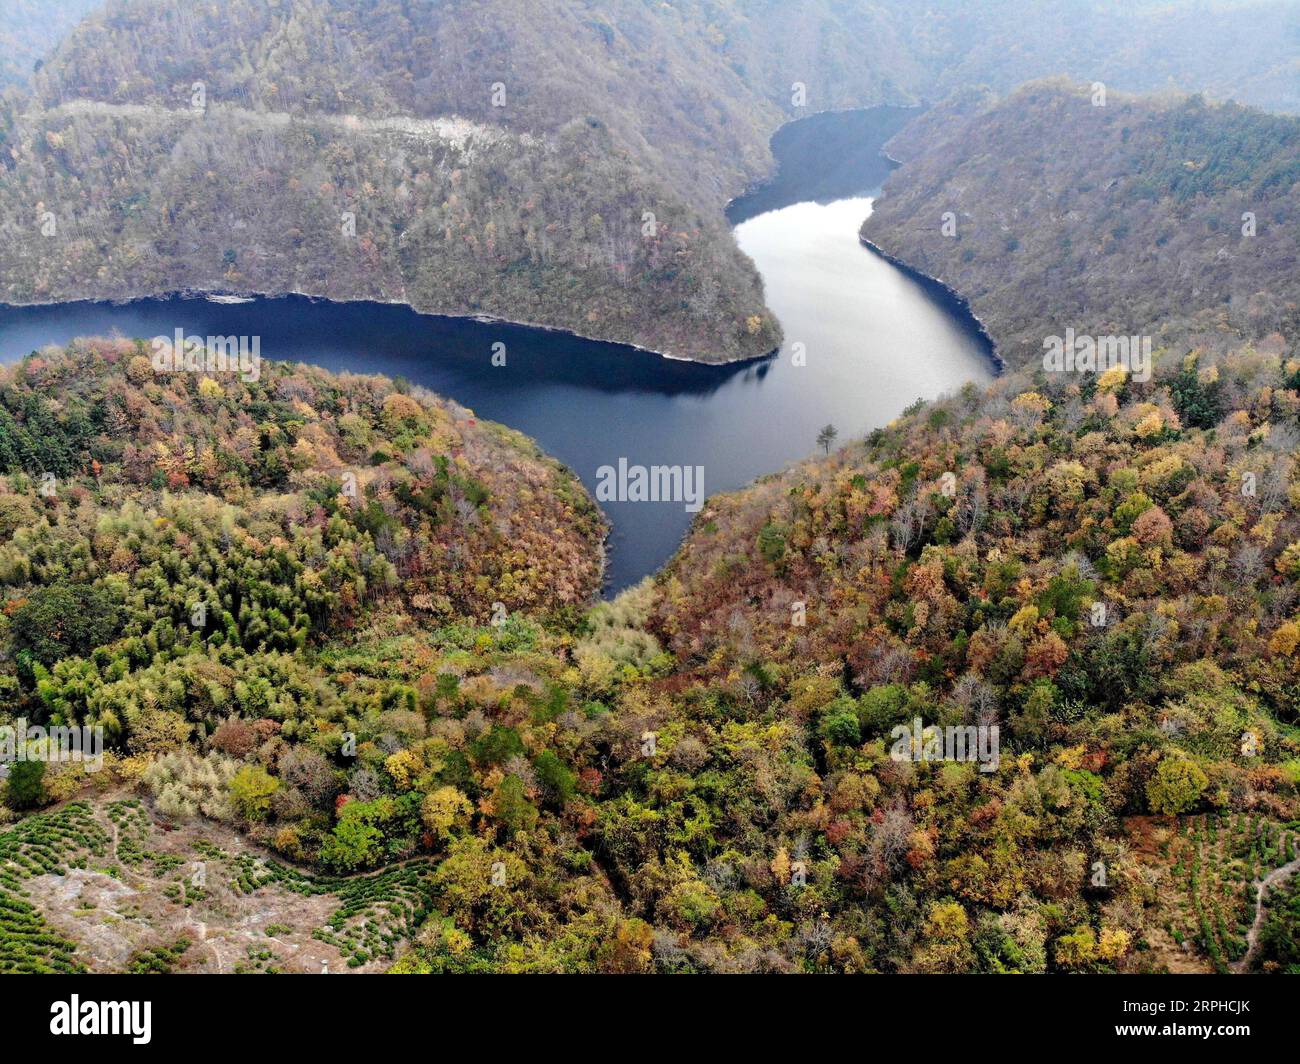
<box><xmin>0</xmin><ymin>107</ymin><xmax>997</xmax><ymax>594</ymax></box>
<box><xmin>858</xmin><ymin>235</ymin><xmax>1004</xmax><ymax>373</ymax></box>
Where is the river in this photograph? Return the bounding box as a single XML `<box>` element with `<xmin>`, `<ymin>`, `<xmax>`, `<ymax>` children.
<box><xmin>0</xmin><ymin>107</ymin><xmax>995</xmax><ymax>593</ymax></box>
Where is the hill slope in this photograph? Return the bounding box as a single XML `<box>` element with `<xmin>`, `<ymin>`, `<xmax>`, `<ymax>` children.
<box><xmin>0</xmin><ymin>0</ymin><xmax>100</xmax><ymax>89</ymax></box>
<box><xmin>861</xmin><ymin>81</ymin><xmax>1300</xmax><ymax>368</ymax></box>
<box><xmin>5</xmin><ymin>1</ymin><xmax>1300</xmax><ymax>359</ymax></box>
<box><xmin>637</xmin><ymin>344</ymin><xmax>1300</xmax><ymax>971</ymax></box>
<box><xmin>5</xmin><ymin>342</ymin><xmax>1300</xmax><ymax>973</ymax></box>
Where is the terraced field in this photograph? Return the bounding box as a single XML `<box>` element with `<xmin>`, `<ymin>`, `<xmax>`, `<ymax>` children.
<box><xmin>226</xmin><ymin>852</ymin><xmax>435</xmax><ymax>968</ymax></box>
<box><xmin>0</xmin><ymin>801</ymin><xmax>106</xmax><ymax>972</ymax></box>
<box><xmin>0</xmin><ymin>795</ymin><xmax>436</xmax><ymax>973</ymax></box>
<box><xmin>1251</xmin><ymin>862</ymin><xmax>1300</xmax><ymax>973</ymax></box>
<box><xmin>1157</xmin><ymin>815</ymin><xmax>1300</xmax><ymax>973</ymax></box>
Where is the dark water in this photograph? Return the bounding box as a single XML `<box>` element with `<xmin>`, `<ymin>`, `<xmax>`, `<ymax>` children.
<box><xmin>0</xmin><ymin>107</ymin><xmax>994</xmax><ymax>593</ymax></box>
<box><xmin>726</xmin><ymin>105</ymin><xmax>917</xmax><ymax>224</ymax></box>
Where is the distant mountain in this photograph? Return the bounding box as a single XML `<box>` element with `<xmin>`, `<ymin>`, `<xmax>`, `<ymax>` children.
<box><xmin>907</xmin><ymin>0</ymin><xmax>1300</xmax><ymax>115</ymax></box>
<box><xmin>632</xmin><ymin>336</ymin><xmax>1300</xmax><ymax>972</ymax></box>
<box><xmin>862</xmin><ymin>80</ymin><xmax>1300</xmax><ymax>369</ymax></box>
<box><xmin>0</xmin><ymin>0</ymin><xmax>101</xmax><ymax>89</ymax></box>
<box><xmin>3</xmin><ymin>1</ymin><xmax>1299</xmax><ymax>359</ymax></box>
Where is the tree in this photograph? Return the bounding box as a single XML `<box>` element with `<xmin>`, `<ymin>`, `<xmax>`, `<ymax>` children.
<box><xmin>228</xmin><ymin>764</ymin><xmax>279</xmax><ymax>821</ymax></box>
<box><xmin>279</xmin><ymin>748</ymin><xmax>340</xmax><ymax>808</ymax></box>
<box><xmin>1146</xmin><ymin>754</ymin><xmax>1209</xmax><ymax>816</ymax></box>
<box><xmin>757</xmin><ymin>521</ymin><xmax>787</xmax><ymax>564</ymax></box>
<box><xmin>914</xmin><ymin>900</ymin><xmax>974</xmax><ymax>973</ymax></box>
<box><xmin>492</xmin><ymin>774</ymin><xmax>538</xmax><ymax>836</ymax></box>
<box><xmin>816</xmin><ymin>423</ymin><xmax>838</xmax><ymax>454</ymax></box>
<box><xmin>532</xmin><ymin>751</ymin><xmax>576</xmax><ymax>807</ymax></box>
<box><xmin>5</xmin><ymin>759</ymin><xmax>45</xmax><ymax>809</ymax></box>
<box><xmin>597</xmin><ymin>918</ymin><xmax>655</xmax><ymax>974</ymax></box>
<box><xmin>819</xmin><ymin>699</ymin><xmax>861</xmax><ymax>747</ymax></box>
<box><xmin>421</xmin><ymin>785</ymin><xmax>473</xmax><ymax>844</ymax></box>
<box><xmin>320</xmin><ymin>799</ymin><xmax>391</xmax><ymax>871</ymax></box>
<box><xmin>11</xmin><ymin>584</ymin><xmax>120</xmax><ymax>666</ymax></box>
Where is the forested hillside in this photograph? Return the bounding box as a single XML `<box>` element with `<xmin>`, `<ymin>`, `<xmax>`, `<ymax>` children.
<box><xmin>5</xmin><ymin>0</ymin><xmax>1300</xmax><ymax>979</ymax></box>
<box><xmin>0</xmin><ymin>102</ymin><xmax>782</xmax><ymax>360</ymax></box>
<box><xmin>0</xmin><ymin>0</ymin><xmax>794</xmax><ymax>361</ymax></box>
<box><xmin>634</xmin><ymin>341</ymin><xmax>1300</xmax><ymax>972</ymax></box>
<box><xmin>5</xmin><ymin>339</ymin><xmax>1300</xmax><ymax>972</ymax></box>
<box><xmin>862</xmin><ymin>80</ymin><xmax>1300</xmax><ymax>369</ymax></box>
<box><xmin>908</xmin><ymin>0</ymin><xmax>1300</xmax><ymax>115</ymax></box>
<box><xmin>3</xmin><ymin>1</ymin><xmax>1298</xmax><ymax>361</ymax></box>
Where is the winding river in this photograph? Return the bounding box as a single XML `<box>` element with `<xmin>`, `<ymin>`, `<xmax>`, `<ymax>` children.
<box><xmin>0</xmin><ymin>107</ymin><xmax>995</xmax><ymax>593</ymax></box>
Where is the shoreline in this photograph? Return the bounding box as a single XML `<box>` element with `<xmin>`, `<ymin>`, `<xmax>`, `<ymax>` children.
<box><xmin>722</xmin><ymin>102</ymin><xmax>923</xmax><ymax>214</ymax></box>
<box><xmin>0</xmin><ymin>288</ymin><xmax>780</xmax><ymax>369</ymax></box>
<box><xmin>857</xmin><ymin>235</ymin><xmax>1005</xmax><ymax>374</ymax></box>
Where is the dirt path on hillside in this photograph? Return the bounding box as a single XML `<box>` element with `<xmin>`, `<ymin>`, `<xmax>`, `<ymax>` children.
<box><xmin>29</xmin><ymin>98</ymin><xmax>519</xmax><ymax>152</ymax></box>
<box><xmin>1234</xmin><ymin>854</ymin><xmax>1300</xmax><ymax>972</ymax></box>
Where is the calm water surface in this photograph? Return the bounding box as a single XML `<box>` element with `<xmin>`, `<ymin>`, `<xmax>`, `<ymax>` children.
<box><xmin>0</xmin><ymin>109</ymin><xmax>994</xmax><ymax>592</ymax></box>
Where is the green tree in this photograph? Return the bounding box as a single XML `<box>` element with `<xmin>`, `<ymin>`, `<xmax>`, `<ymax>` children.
<box><xmin>11</xmin><ymin>584</ymin><xmax>120</xmax><ymax>667</ymax></box>
<box><xmin>4</xmin><ymin>759</ymin><xmax>45</xmax><ymax>809</ymax></box>
<box><xmin>228</xmin><ymin>764</ymin><xmax>279</xmax><ymax>821</ymax></box>
<box><xmin>817</xmin><ymin>423</ymin><xmax>839</xmax><ymax>454</ymax></box>
<box><xmin>1146</xmin><ymin>754</ymin><xmax>1209</xmax><ymax>815</ymax></box>
<box><xmin>819</xmin><ymin>699</ymin><xmax>862</xmax><ymax>747</ymax></box>
<box><xmin>757</xmin><ymin>521</ymin><xmax>787</xmax><ymax>564</ymax></box>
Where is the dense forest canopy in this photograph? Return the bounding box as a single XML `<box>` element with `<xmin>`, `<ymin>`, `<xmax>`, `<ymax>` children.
<box><xmin>3</xmin><ymin>337</ymin><xmax>1300</xmax><ymax>973</ymax></box>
